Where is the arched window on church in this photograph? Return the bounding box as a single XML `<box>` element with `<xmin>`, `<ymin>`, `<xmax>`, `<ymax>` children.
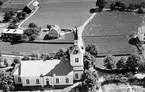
<box><xmin>66</xmin><ymin>78</ymin><xmax>69</xmax><ymax>83</ymax></box>
<box><xmin>36</xmin><ymin>79</ymin><xmax>40</xmax><ymax>84</ymax></box>
<box><xmin>56</xmin><ymin>78</ymin><xmax>59</xmax><ymax>84</ymax></box>
<box><xmin>75</xmin><ymin>73</ymin><xmax>79</xmax><ymax>79</ymax></box>
<box><xmin>26</xmin><ymin>79</ymin><xmax>30</xmax><ymax>84</ymax></box>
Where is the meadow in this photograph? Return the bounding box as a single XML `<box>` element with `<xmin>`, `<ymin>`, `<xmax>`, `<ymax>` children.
<box><xmin>83</xmin><ymin>11</ymin><xmax>143</xmax><ymax>56</ymax></box>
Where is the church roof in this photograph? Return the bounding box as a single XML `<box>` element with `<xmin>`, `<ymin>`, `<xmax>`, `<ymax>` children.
<box><xmin>13</xmin><ymin>59</ymin><xmax>73</xmax><ymax>76</ymax></box>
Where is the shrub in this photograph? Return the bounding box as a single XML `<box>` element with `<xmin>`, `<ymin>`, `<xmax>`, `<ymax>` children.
<box><xmin>8</xmin><ymin>23</ymin><xmax>18</xmax><ymax>29</ymax></box>
<box><xmin>11</xmin><ymin>17</ymin><xmax>20</xmax><ymax>24</ymax></box>
<box><xmin>28</xmin><ymin>22</ymin><xmax>37</xmax><ymax>28</ymax></box>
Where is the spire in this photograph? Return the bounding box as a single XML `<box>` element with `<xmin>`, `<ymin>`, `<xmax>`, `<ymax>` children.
<box><xmin>142</xmin><ymin>16</ymin><xmax>145</xmax><ymax>27</ymax></box>
<box><xmin>74</xmin><ymin>26</ymin><xmax>78</xmax><ymax>40</ymax></box>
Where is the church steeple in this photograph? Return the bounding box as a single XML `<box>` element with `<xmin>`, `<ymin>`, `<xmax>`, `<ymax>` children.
<box><xmin>142</xmin><ymin>16</ymin><xmax>145</xmax><ymax>27</ymax></box>
<box><xmin>73</xmin><ymin>26</ymin><xmax>78</xmax><ymax>40</ymax></box>
<box><xmin>73</xmin><ymin>26</ymin><xmax>79</xmax><ymax>45</ymax></box>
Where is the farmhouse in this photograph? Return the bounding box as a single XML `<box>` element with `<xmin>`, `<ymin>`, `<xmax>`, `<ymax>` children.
<box><xmin>2</xmin><ymin>28</ymin><xmax>24</xmax><ymax>41</ymax></box>
<box><xmin>13</xmin><ymin>29</ymin><xmax>85</xmax><ymax>89</ymax></box>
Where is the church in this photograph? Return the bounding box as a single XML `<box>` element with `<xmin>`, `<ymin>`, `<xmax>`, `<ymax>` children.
<box><xmin>13</xmin><ymin>28</ymin><xmax>85</xmax><ymax>89</ymax></box>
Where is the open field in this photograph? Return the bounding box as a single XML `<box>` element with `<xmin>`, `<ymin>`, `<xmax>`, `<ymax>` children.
<box><xmin>0</xmin><ymin>32</ymin><xmax>74</xmax><ymax>55</ymax></box>
<box><xmin>4</xmin><ymin>0</ymin><xmax>96</xmax><ymax>29</ymax></box>
<box><xmin>83</xmin><ymin>11</ymin><xmax>143</xmax><ymax>56</ymax></box>
<box><xmin>102</xmin><ymin>84</ymin><xmax>145</xmax><ymax>92</ymax></box>
<box><xmin>0</xmin><ymin>0</ymin><xmax>97</xmax><ymax>55</ymax></box>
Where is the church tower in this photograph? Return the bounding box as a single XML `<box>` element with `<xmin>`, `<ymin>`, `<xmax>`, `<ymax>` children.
<box><xmin>69</xmin><ymin>27</ymin><xmax>85</xmax><ymax>81</ymax></box>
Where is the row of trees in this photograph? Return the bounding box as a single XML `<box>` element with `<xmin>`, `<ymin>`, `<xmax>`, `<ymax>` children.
<box><xmin>110</xmin><ymin>1</ymin><xmax>145</xmax><ymax>14</ymax></box>
<box><xmin>22</xmin><ymin>48</ymin><xmax>70</xmax><ymax>61</ymax></box>
<box><xmin>4</xmin><ymin>11</ymin><xmax>26</xmax><ymax>23</ymax></box>
<box><xmin>95</xmin><ymin>0</ymin><xmax>145</xmax><ymax>14</ymax></box>
<box><xmin>103</xmin><ymin>54</ymin><xmax>143</xmax><ymax>74</ymax></box>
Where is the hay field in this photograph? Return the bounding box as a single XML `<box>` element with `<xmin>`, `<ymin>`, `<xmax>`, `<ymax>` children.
<box><xmin>83</xmin><ymin>11</ymin><xmax>143</xmax><ymax>55</ymax></box>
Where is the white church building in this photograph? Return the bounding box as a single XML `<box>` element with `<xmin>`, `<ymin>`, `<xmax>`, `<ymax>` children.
<box><xmin>13</xmin><ymin>29</ymin><xmax>85</xmax><ymax>88</ymax></box>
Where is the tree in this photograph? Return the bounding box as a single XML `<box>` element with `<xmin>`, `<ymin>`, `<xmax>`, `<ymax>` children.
<box><xmin>116</xmin><ymin>57</ymin><xmax>126</xmax><ymax>70</ymax></box>
<box><xmin>0</xmin><ymin>71</ymin><xmax>14</xmax><ymax>92</ymax></box>
<box><xmin>126</xmin><ymin>54</ymin><xmax>141</xmax><ymax>72</ymax></box>
<box><xmin>46</xmin><ymin>24</ymin><xmax>51</xmax><ymax>30</ymax></box>
<box><xmin>28</xmin><ymin>22</ymin><xmax>37</xmax><ymax>28</ymax></box>
<box><xmin>115</xmin><ymin>1</ymin><xmax>123</xmax><ymax>7</ymax></box>
<box><xmin>104</xmin><ymin>54</ymin><xmax>116</xmax><ymax>70</ymax></box>
<box><xmin>85</xmin><ymin>43</ymin><xmax>98</xmax><ymax>57</ymax></box>
<box><xmin>110</xmin><ymin>3</ymin><xmax>116</xmax><ymax>11</ymax></box>
<box><xmin>4</xmin><ymin>59</ymin><xmax>8</xmax><ymax>67</ymax></box>
<box><xmin>23</xmin><ymin>27</ymin><xmax>40</xmax><ymax>41</ymax></box>
<box><xmin>96</xmin><ymin>0</ymin><xmax>107</xmax><ymax>10</ymax></box>
<box><xmin>13</xmin><ymin>58</ymin><xmax>20</xmax><ymax>64</ymax></box>
<box><xmin>83</xmin><ymin>52</ymin><xmax>96</xmax><ymax>70</ymax></box>
<box><xmin>137</xmin><ymin>8</ymin><xmax>144</xmax><ymax>14</ymax></box>
<box><xmin>54</xmin><ymin>49</ymin><xmax>65</xmax><ymax>59</ymax></box>
<box><xmin>81</xmin><ymin>70</ymin><xmax>99</xmax><ymax>92</ymax></box>
<box><xmin>120</xmin><ymin>4</ymin><xmax>126</xmax><ymax>11</ymax></box>
<box><xmin>16</xmin><ymin>11</ymin><xmax>26</xmax><ymax>20</ymax></box>
<box><xmin>0</xmin><ymin>0</ymin><xmax>3</xmax><ymax>7</ymax></box>
<box><xmin>127</xmin><ymin>4</ymin><xmax>134</xmax><ymax>12</ymax></box>
<box><xmin>3</xmin><ymin>12</ymin><xmax>12</xmax><ymax>22</ymax></box>
<box><xmin>140</xmin><ymin>2</ymin><xmax>145</xmax><ymax>8</ymax></box>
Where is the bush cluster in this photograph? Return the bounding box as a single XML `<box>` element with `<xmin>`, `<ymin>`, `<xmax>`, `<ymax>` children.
<box><xmin>22</xmin><ymin>23</ymin><xmax>40</xmax><ymax>41</ymax></box>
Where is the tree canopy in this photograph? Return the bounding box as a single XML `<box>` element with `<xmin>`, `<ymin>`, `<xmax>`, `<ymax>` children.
<box><xmin>0</xmin><ymin>71</ymin><xmax>14</xmax><ymax>92</ymax></box>
<box><xmin>81</xmin><ymin>69</ymin><xmax>99</xmax><ymax>92</ymax></box>
<box><xmin>85</xmin><ymin>43</ymin><xmax>98</xmax><ymax>57</ymax></box>
<box><xmin>104</xmin><ymin>54</ymin><xmax>116</xmax><ymax>70</ymax></box>
<box><xmin>96</xmin><ymin>0</ymin><xmax>107</xmax><ymax>10</ymax></box>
